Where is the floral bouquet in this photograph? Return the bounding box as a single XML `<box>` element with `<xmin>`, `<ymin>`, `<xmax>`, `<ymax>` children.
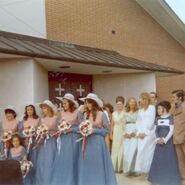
<box><xmin>78</xmin><ymin>120</ymin><xmax>93</xmax><ymax>159</ymax></box>
<box><xmin>51</xmin><ymin>120</ymin><xmax>71</xmax><ymax>137</ymax></box>
<box><xmin>52</xmin><ymin>120</ymin><xmax>72</xmax><ymax>154</ymax></box>
<box><xmin>2</xmin><ymin>131</ymin><xmax>12</xmax><ymax>142</ymax></box>
<box><xmin>22</xmin><ymin>126</ymin><xmax>36</xmax><ymax>138</ymax></box>
<box><xmin>22</xmin><ymin>126</ymin><xmax>36</xmax><ymax>153</ymax></box>
<box><xmin>1</xmin><ymin>131</ymin><xmax>12</xmax><ymax>158</ymax></box>
<box><xmin>20</xmin><ymin>160</ymin><xmax>33</xmax><ymax>178</ymax></box>
<box><xmin>58</xmin><ymin>120</ymin><xmax>71</xmax><ymax>133</ymax></box>
<box><xmin>34</xmin><ymin>124</ymin><xmax>49</xmax><ymax>148</ymax></box>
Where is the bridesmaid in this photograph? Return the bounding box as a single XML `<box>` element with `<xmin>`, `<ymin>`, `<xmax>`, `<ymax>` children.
<box><xmin>0</xmin><ymin>106</ymin><xmax>20</xmax><ymax>158</ymax></box>
<box><xmin>123</xmin><ymin>98</ymin><xmax>138</xmax><ymax>176</ymax></box>
<box><xmin>111</xmin><ymin>96</ymin><xmax>126</xmax><ymax>173</ymax></box>
<box><xmin>50</xmin><ymin>93</ymin><xmax>80</xmax><ymax>185</ymax></box>
<box><xmin>78</xmin><ymin>93</ymin><xmax>117</xmax><ymax>185</ymax></box>
<box><xmin>21</xmin><ymin>105</ymin><xmax>40</xmax><ymax>185</ymax></box>
<box><xmin>2</xmin><ymin>106</ymin><xmax>20</xmax><ymax>133</ymax></box>
<box><xmin>35</xmin><ymin>100</ymin><xmax>57</xmax><ymax>185</ymax></box>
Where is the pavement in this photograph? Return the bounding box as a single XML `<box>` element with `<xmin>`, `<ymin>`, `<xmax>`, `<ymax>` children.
<box><xmin>117</xmin><ymin>174</ymin><xmax>150</xmax><ymax>185</ymax></box>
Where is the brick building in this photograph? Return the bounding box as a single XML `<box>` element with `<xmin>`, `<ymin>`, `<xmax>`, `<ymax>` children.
<box><xmin>45</xmin><ymin>0</ymin><xmax>185</xmax><ymax>100</ymax></box>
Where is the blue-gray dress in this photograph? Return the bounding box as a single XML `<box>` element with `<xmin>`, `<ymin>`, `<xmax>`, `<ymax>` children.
<box><xmin>78</xmin><ymin>111</ymin><xmax>117</xmax><ymax>185</ymax></box>
<box><xmin>19</xmin><ymin>121</ymin><xmax>39</xmax><ymax>185</ymax></box>
<box><xmin>148</xmin><ymin>115</ymin><xmax>181</xmax><ymax>185</ymax></box>
<box><xmin>50</xmin><ymin>124</ymin><xmax>80</xmax><ymax>185</ymax></box>
<box><xmin>34</xmin><ymin>117</ymin><xmax>57</xmax><ymax>185</ymax></box>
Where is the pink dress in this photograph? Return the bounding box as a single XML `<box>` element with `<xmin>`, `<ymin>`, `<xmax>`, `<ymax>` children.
<box><xmin>85</xmin><ymin>111</ymin><xmax>105</xmax><ymax>128</ymax></box>
<box><xmin>40</xmin><ymin>116</ymin><xmax>57</xmax><ymax>132</ymax></box>
<box><xmin>23</xmin><ymin>118</ymin><xmax>39</xmax><ymax>129</ymax></box>
<box><xmin>61</xmin><ymin>109</ymin><xmax>79</xmax><ymax>125</ymax></box>
<box><xmin>2</xmin><ymin>119</ymin><xmax>19</xmax><ymax>133</ymax></box>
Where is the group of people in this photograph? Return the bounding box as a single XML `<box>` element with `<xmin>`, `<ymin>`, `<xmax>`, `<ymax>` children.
<box><xmin>0</xmin><ymin>93</ymin><xmax>117</xmax><ymax>185</ymax></box>
<box><xmin>109</xmin><ymin>90</ymin><xmax>185</xmax><ymax>185</ymax></box>
<box><xmin>0</xmin><ymin>90</ymin><xmax>185</xmax><ymax>185</ymax></box>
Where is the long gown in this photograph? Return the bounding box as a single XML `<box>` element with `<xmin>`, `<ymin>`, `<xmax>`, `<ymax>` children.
<box><xmin>148</xmin><ymin>115</ymin><xmax>181</xmax><ymax>185</ymax></box>
<box><xmin>78</xmin><ymin>111</ymin><xmax>117</xmax><ymax>185</ymax></box>
<box><xmin>135</xmin><ymin>105</ymin><xmax>156</xmax><ymax>173</ymax></box>
<box><xmin>21</xmin><ymin>118</ymin><xmax>40</xmax><ymax>185</ymax></box>
<box><xmin>9</xmin><ymin>146</ymin><xmax>29</xmax><ymax>185</ymax></box>
<box><xmin>123</xmin><ymin>111</ymin><xmax>138</xmax><ymax>175</ymax></box>
<box><xmin>34</xmin><ymin>116</ymin><xmax>57</xmax><ymax>185</ymax></box>
<box><xmin>111</xmin><ymin>111</ymin><xmax>125</xmax><ymax>172</ymax></box>
<box><xmin>50</xmin><ymin>109</ymin><xmax>80</xmax><ymax>185</ymax></box>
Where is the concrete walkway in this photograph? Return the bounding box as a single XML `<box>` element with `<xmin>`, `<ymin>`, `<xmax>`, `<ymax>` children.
<box><xmin>117</xmin><ymin>174</ymin><xmax>150</xmax><ymax>185</ymax></box>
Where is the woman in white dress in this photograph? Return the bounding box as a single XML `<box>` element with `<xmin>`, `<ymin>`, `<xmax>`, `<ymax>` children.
<box><xmin>111</xmin><ymin>96</ymin><xmax>125</xmax><ymax>173</ymax></box>
<box><xmin>135</xmin><ymin>92</ymin><xmax>156</xmax><ymax>175</ymax></box>
<box><xmin>123</xmin><ymin>98</ymin><xmax>138</xmax><ymax>176</ymax></box>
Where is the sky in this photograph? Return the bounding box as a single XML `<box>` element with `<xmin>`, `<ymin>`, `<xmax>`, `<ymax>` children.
<box><xmin>165</xmin><ymin>0</ymin><xmax>185</xmax><ymax>24</ymax></box>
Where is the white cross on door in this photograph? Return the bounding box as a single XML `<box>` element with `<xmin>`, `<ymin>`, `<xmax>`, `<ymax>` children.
<box><xmin>55</xmin><ymin>83</ymin><xmax>65</xmax><ymax>96</ymax></box>
<box><xmin>77</xmin><ymin>84</ymin><xmax>85</xmax><ymax>96</ymax></box>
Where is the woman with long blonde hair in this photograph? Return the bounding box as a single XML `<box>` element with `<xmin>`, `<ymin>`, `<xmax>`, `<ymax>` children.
<box><xmin>123</xmin><ymin>97</ymin><xmax>138</xmax><ymax>176</ymax></box>
<box><xmin>135</xmin><ymin>93</ymin><xmax>156</xmax><ymax>176</ymax></box>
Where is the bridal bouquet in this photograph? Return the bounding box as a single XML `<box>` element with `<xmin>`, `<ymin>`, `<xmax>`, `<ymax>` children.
<box><xmin>78</xmin><ymin>120</ymin><xmax>93</xmax><ymax>159</ymax></box>
<box><xmin>1</xmin><ymin>131</ymin><xmax>12</xmax><ymax>158</ymax></box>
<box><xmin>22</xmin><ymin>126</ymin><xmax>36</xmax><ymax>138</ymax></box>
<box><xmin>2</xmin><ymin>131</ymin><xmax>12</xmax><ymax>142</ymax></box>
<box><xmin>22</xmin><ymin>126</ymin><xmax>36</xmax><ymax>153</ymax></box>
<box><xmin>58</xmin><ymin>120</ymin><xmax>71</xmax><ymax>133</ymax></box>
<box><xmin>79</xmin><ymin>120</ymin><xmax>93</xmax><ymax>137</ymax></box>
<box><xmin>20</xmin><ymin>160</ymin><xmax>33</xmax><ymax>178</ymax></box>
<box><xmin>34</xmin><ymin>124</ymin><xmax>49</xmax><ymax>147</ymax></box>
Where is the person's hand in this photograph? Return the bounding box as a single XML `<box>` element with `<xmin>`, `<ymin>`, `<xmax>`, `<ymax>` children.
<box><xmin>157</xmin><ymin>138</ymin><xmax>165</xmax><ymax>144</ymax></box>
<box><xmin>64</xmin><ymin>128</ymin><xmax>72</xmax><ymax>134</ymax></box>
<box><xmin>130</xmin><ymin>133</ymin><xmax>136</xmax><ymax>138</ymax></box>
<box><xmin>159</xmin><ymin>138</ymin><xmax>165</xmax><ymax>144</ymax></box>
<box><xmin>138</xmin><ymin>133</ymin><xmax>146</xmax><ymax>139</ymax></box>
<box><xmin>125</xmin><ymin>133</ymin><xmax>131</xmax><ymax>139</ymax></box>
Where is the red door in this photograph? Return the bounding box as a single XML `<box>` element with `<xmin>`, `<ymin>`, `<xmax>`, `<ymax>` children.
<box><xmin>48</xmin><ymin>72</ymin><xmax>93</xmax><ymax>105</ymax></box>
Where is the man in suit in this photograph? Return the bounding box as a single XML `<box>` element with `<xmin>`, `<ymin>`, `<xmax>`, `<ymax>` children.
<box><xmin>171</xmin><ymin>90</ymin><xmax>185</xmax><ymax>185</ymax></box>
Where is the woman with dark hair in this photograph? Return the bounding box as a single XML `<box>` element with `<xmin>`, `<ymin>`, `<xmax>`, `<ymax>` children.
<box><xmin>1</xmin><ymin>106</ymin><xmax>20</xmax><ymax>157</ymax></box>
<box><xmin>21</xmin><ymin>105</ymin><xmax>40</xmax><ymax>185</ymax></box>
<box><xmin>50</xmin><ymin>93</ymin><xmax>80</xmax><ymax>185</ymax></box>
<box><xmin>77</xmin><ymin>93</ymin><xmax>117</xmax><ymax>185</ymax></box>
<box><xmin>2</xmin><ymin>106</ymin><xmax>19</xmax><ymax>133</ymax></box>
<box><xmin>9</xmin><ymin>133</ymin><xmax>26</xmax><ymax>161</ymax></box>
<box><xmin>111</xmin><ymin>96</ymin><xmax>126</xmax><ymax>173</ymax></box>
<box><xmin>148</xmin><ymin>101</ymin><xmax>181</xmax><ymax>185</ymax></box>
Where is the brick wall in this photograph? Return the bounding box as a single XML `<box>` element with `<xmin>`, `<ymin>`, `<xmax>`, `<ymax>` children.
<box><xmin>45</xmin><ymin>0</ymin><xmax>185</xmax><ymax>100</ymax></box>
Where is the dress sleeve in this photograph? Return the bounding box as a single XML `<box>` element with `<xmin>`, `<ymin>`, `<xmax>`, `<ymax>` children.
<box><xmin>77</xmin><ymin>111</ymin><xmax>85</xmax><ymax>123</ymax></box>
<box><xmin>163</xmin><ymin>116</ymin><xmax>174</xmax><ymax>144</ymax></box>
<box><xmin>18</xmin><ymin>121</ymin><xmax>23</xmax><ymax>132</ymax></box>
<box><xmin>21</xmin><ymin>147</ymin><xmax>27</xmax><ymax>160</ymax></box>
<box><xmin>93</xmin><ymin>112</ymin><xmax>109</xmax><ymax>137</ymax></box>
